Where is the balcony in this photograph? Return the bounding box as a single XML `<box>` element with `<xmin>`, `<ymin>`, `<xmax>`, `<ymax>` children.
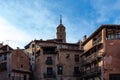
<box><xmin>83</xmin><ymin>67</ymin><xmax>101</xmax><ymax>77</ymax></box>
<box><xmin>44</xmin><ymin>72</ymin><xmax>56</xmax><ymax>78</ymax></box>
<box><xmin>81</xmin><ymin>52</ymin><xmax>103</xmax><ymax>66</ymax></box>
<box><xmin>81</xmin><ymin>53</ymin><xmax>97</xmax><ymax>66</ymax></box>
<box><xmin>46</xmin><ymin>60</ymin><xmax>53</xmax><ymax>65</ymax></box>
<box><xmin>42</xmin><ymin>47</ymin><xmax>58</xmax><ymax>55</ymax></box>
<box><xmin>92</xmin><ymin>36</ymin><xmax>102</xmax><ymax>46</ymax></box>
<box><xmin>86</xmin><ymin>53</ymin><xmax>97</xmax><ymax>63</ymax></box>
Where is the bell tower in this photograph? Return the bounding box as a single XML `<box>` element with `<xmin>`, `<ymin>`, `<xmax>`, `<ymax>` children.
<box><xmin>56</xmin><ymin>15</ymin><xmax>66</xmax><ymax>43</ymax></box>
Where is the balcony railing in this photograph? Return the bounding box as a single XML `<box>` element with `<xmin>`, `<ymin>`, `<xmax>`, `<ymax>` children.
<box><xmin>81</xmin><ymin>53</ymin><xmax>97</xmax><ymax>66</ymax></box>
<box><xmin>86</xmin><ymin>53</ymin><xmax>97</xmax><ymax>63</ymax></box>
<box><xmin>81</xmin><ymin>52</ymin><xmax>103</xmax><ymax>66</ymax></box>
<box><xmin>92</xmin><ymin>37</ymin><xmax>102</xmax><ymax>46</ymax></box>
<box><xmin>44</xmin><ymin>72</ymin><xmax>56</xmax><ymax>78</ymax></box>
<box><xmin>83</xmin><ymin>67</ymin><xmax>101</xmax><ymax>77</ymax></box>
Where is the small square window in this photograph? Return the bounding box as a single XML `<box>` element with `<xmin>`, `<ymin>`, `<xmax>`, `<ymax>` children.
<box><xmin>74</xmin><ymin>67</ymin><xmax>80</xmax><ymax>74</ymax></box>
<box><xmin>21</xmin><ymin>64</ymin><xmax>23</xmax><ymax>68</ymax></box>
<box><xmin>47</xmin><ymin>67</ymin><xmax>53</xmax><ymax>75</ymax></box>
<box><xmin>57</xmin><ymin>66</ymin><xmax>63</xmax><ymax>75</ymax></box>
<box><xmin>75</xmin><ymin>55</ymin><xmax>79</xmax><ymax>62</ymax></box>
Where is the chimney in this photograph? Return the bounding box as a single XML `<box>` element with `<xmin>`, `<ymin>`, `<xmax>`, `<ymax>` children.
<box><xmin>78</xmin><ymin>40</ymin><xmax>83</xmax><ymax>50</ymax></box>
<box><xmin>7</xmin><ymin>45</ymin><xmax>10</xmax><ymax>51</ymax></box>
<box><xmin>83</xmin><ymin>35</ymin><xmax>87</xmax><ymax>42</ymax></box>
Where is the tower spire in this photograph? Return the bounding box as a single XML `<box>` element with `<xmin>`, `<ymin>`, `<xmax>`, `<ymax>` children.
<box><xmin>60</xmin><ymin>15</ymin><xmax>62</xmax><ymax>24</ymax></box>
<box><xmin>57</xmin><ymin>15</ymin><xmax>66</xmax><ymax>43</ymax></box>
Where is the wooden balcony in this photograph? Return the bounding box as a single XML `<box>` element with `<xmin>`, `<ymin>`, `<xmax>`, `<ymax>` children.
<box><xmin>86</xmin><ymin>53</ymin><xmax>97</xmax><ymax>63</ymax></box>
<box><xmin>81</xmin><ymin>52</ymin><xmax>103</xmax><ymax>66</ymax></box>
<box><xmin>83</xmin><ymin>67</ymin><xmax>101</xmax><ymax>77</ymax></box>
<box><xmin>81</xmin><ymin>53</ymin><xmax>97</xmax><ymax>66</ymax></box>
<box><xmin>42</xmin><ymin>46</ymin><xmax>58</xmax><ymax>55</ymax></box>
<box><xmin>92</xmin><ymin>37</ymin><xmax>102</xmax><ymax>46</ymax></box>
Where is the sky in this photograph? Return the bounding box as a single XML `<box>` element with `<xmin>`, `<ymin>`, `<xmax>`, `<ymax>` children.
<box><xmin>0</xmin><ymin>0</ymin><xmax>120</xmax><ymax>49</ymax></box>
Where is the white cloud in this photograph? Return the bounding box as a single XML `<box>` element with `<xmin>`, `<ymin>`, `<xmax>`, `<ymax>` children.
<box><xmin>0</xmin><ymin>16</ymin><xmax>32</xmax><ymax>48</ymax></box>
<box><xmin>90</xmin><ymin>0</ymin><xmax>120</xmax><ymax>23</ymax></box>
<box><xmin>0</xmin><ymin>0</ymin><xmax>58</xmax><ymax>39</ymax></box>
<box><xmin>0</xmin><ymin>0</ymin><xmax>108</xmax><ymax>47</ymax></box>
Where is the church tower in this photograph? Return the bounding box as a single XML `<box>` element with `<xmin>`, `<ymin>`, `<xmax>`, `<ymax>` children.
<box><xmin>56</xmin><ymin>15</ymin><xmax>66</xmax><ymax>43</ymax></box>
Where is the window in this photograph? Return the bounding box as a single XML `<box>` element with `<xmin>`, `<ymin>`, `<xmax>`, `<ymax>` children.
<box><xmin>57</xmin><ymin>66</ymin><xmax>63</xmax><ymax>75</ymax></box>
<box><xmin>46</xmin><ymin>57</ymin><xmax>52</xmax><ymax>65</ymax></box>
<box><xmin>75</xmin><ymin>55</ymin><xmax>79</xmax><ymax>62</ymax></box>
<box><xmin>74</xmin><ymin>67</ymin><xmax>80</xmax><ymax>74</ymax></box>
<box><xmin>21</xmin><ymin>64</ymin><xmax>23</xmax><ymax>68</ymax></box>
<box><xmin>106</xmin><ymin>28</ymin><xmax>120</xmax><ymax>40</ymax></box>
<box><xmin>4</xmin><ymin>55</ymin><xmax>7</xmax><ymax>60</ymax></box>
<box><xmin>32</xmin><ymin>44</ymin><xmax>35</xmax><ymax>48</ymax></box>
<box><xmin>47</xmin><ymin>67</ymin><xmax>53</xmax><ymax>75</ymax></box>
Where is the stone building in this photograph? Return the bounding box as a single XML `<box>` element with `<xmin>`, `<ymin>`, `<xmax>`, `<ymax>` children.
<box><xmin>25</xmin><ymin>17</ymin><xmax>83</xmax><ymax>80</ymax></box>
<box><xmin>80</xmin><ymin>25</ymin><xmax>120</xmax><ymax>80</ymax></box>
<box><xmin>0</xmin><ymin>44</ymin><xmax>30</xmax><ymax>80</ymax></box>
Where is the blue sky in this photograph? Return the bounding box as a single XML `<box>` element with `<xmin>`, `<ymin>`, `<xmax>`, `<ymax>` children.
<box><xmin>0</xmin><ymin>0</ymin><xmax>120</xmax><ymax>48</ymax></box>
